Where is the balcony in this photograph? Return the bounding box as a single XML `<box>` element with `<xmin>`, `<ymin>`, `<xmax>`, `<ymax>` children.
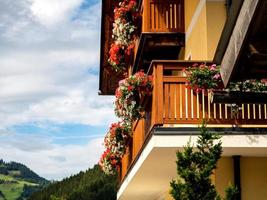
<box><xmin>133</xmin><ymin>0</ymin><xmax>185</xmax><ymax>72</ymax></box>
<box><xmin>119</xmin><ymin>61</ymin><xmax>267</xmax><ymax>186</ymax></box>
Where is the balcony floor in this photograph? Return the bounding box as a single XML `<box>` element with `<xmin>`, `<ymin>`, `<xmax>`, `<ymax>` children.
<box><xmin>117</xmin><ymin>127</ymin><xmax>267</xmax><ymax>200</ymax></box>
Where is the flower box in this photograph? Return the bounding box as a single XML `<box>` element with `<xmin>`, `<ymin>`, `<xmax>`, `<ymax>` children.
<box><xmin>211</xmin><ymin>90</ymin><xmax>267</xmax><ymax>104</ymax></box>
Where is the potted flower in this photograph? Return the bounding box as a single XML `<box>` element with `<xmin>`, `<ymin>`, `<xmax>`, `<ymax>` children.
<box><xmin>185</xmin><ymin>64</ymin><xmax>223</xmax><ymax>93</ymax></box>
<box><xmin>212</xmin><ymin>79</ymin><xmax>267</xmax><ymax>104</ymax></box>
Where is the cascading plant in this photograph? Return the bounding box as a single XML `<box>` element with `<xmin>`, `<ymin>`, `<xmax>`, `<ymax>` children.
<box><xmin>108</xmin><ymin>0</ymin><xmax>139</xmax><ymax>72</ymax></box>
<box><xmin>104</xmin><ymin>122</ymin><xmax>131</xmax><ymax>158</ymax></box>
<box><xmin>114</xmin><ymin>71</ymin><xmax>153</xmax><ymax>124</ymax></box>
<box><xmin>100</xmin><ymin>71</ymin><xmax>153</xmax><ymax>175</ymax></box>
<box><xmin>99</xmin><ymin>148</ymin><xmax>120</xmax><ymax>175</ymax></box>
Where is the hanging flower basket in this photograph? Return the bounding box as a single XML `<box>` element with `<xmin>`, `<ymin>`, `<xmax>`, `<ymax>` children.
<box><xmin>104</xmin><ymin>122</ymin><xmax>131</xmax><ymax>158</ymax></box>
<box><xmin>99</xmin><ymin>148</ymin><xmax>120</xmax><ymax>175</ymax></box>
<box><xmin>115</xmin><ymin>71</ymin><xmax>153</xmax><ymax>124</ymax></box>
<box><xmin>108</xmin><ymin>0</ymin><xmax>139</xmax><ymax>72</ymax></box>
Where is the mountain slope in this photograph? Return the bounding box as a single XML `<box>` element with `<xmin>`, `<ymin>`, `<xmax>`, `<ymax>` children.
<box><xmin>0</xmin><ymin>160</ymin><xmax>48</xmax><ymax>185</ymax></box>
<box><xmin>29</xmin><ymin>165</ymin><xmax>117</xmax><ymax>200</ymax></box>
<box><xmin>0</xmin><ymin>159</ymin><xmax>49</xmax><ymax>200</ymax></box>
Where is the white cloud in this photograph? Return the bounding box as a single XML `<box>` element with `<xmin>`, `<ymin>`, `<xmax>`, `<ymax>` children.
<box><xmin>0</xmin><ymin>135</ymin><xmax>105</xmax><ymax>180</ymax></box>
<box><xmin>0</xmin><ymin>0</ymin><xmax>116</xmax><ymax>129</ymax></box>
<box><xmin>30</xmin><ymin>0</ymin><xmax>84</xmax><ymax>25</ymax></box>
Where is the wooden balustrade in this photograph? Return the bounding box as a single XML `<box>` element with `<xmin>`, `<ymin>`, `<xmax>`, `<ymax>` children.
<box><xmin>162</xmin><ymin>79</ymin><xmax>267</xmax><ymax>124</ymax></box>
<box><xmin>142</xmin><ymin>0</ymin><xmax>184</xmax><ymax>33</ymax></box>
<box><xmin>120</xmin><ymin>114</ymin><xmax>148</xmax><ymax>180</ymax></box>
<box><xmin>120</xmin><ymin>145</ymin><xmax>132</xmax><ymax>181</ymax></box>
<box><xmin>120</xmin><ymin>61</ymin><xmax>267</xmax><ymax>181</ymax></box>
<box><xmin>155</xmin><ymin>62</ymin><xmax>267</xmax><ymax>125</ymax></box>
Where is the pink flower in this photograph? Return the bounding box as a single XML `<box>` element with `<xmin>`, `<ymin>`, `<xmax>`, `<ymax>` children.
<box><xmin>195</xmin><ymin>88</ymin><xmax>201</xmax><ymax>94</ymax></box>
<box><xmin>210</xmin><ymin>64</ymin><xmax>216</xmax><ymax>71</ymax></box>
<box><xmin>119</xmin><ymin>79</ymin><xmax>126</xmax><ymax>86</ymax></box>
<box><xmin>213</xmin><ymin>74</ymin><xmax>221</xmax><ymax>80</ymax></box>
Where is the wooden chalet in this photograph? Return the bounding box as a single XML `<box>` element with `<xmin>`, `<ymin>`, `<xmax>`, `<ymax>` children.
<box><xmin>99</xmin><ymin>0</ymin><xmax>267</xmax><ymax>199</ymax></box>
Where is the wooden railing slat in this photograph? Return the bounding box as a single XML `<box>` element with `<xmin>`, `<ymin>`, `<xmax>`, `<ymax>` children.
<box><xmin>164</xmin><ymin>83</ymin><xmax>169</xmax><ymax>119</ymax></box>
<box><xmin>142</xmin><ymin>0</ymin><xmax>184</xmax><ymax>32</ymax></box>
<box><xmin>170</xmin><ymin>84</ymin><xmax>175</xmax><ymax>120</ymax></box>
<box><xmin>175</xmin><ymin>84</ymin><xmax>180</xmax><ymax>119</ymax></box>
<box><xmin>187</xmin><ymin>87</ymin><xmax>192</xmax><ymax>119</ymax></box>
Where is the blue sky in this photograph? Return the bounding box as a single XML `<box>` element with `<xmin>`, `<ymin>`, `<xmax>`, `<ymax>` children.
<box><xmin>0</xmin><ymin>0</ymin><xmax>115</xmax><ymax>180</ymax></box>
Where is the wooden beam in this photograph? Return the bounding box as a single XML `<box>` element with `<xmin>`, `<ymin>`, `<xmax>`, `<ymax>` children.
<box><xmin>219</xmin><ymin>0</ymin><xmax>259</xmax><ymax>86</ymax></box>
<box><xmin>233</xmin><ymin>155</ymin><xmax>241</xmax><ymax>200</ymax></box>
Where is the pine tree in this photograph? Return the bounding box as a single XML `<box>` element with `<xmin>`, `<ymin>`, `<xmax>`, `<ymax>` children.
<box><xmin>170</xmin><ymin>123</ymin><xmax>238</xmax><ymax>200</ymax></box>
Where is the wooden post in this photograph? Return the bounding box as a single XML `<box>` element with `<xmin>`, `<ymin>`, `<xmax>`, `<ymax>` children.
<box><xmin>180</xmin><ymin>0</ymin><xmax>185</xmax><ymax>32</ymax></box>
<box><xmin>156</xmin><ymin>64</ymin><xmax>164</xmax><ymax>124</ymax></box>
<box><xmin>233</xmin><ymin>155</ymin><xmax>241</xmax><ymax>200</ymax></box>
<box><xmin>151</xmin><ymin>64</ymin><xmax>157</xmax><ymax>127</ymax></box>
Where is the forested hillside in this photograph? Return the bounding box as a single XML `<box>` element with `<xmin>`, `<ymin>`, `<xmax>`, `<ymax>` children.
<box><xmin>0</xmin><ymin>159</ymin><xmax>49</xmax><ymax>200</ymax></box>
<box><xmin>29</xmin><ymin>165</ymin><xmax>117</xmax><ymax>200</ymax></box>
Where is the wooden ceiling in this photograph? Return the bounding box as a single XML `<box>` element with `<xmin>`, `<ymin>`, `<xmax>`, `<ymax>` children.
<box><xmin>133</xmin><ymin>32</ymin><xmax>185</xmax><ymax>73</ymax></box>
<box><xmin>235</xmin><ymin>0</ymin><xmax>267</xmax><ymax>80</ymax></box>
<box><xmin>99</xmin><ymin>0</ymin><xmax>124</xmax><ymax>95</ymax></box>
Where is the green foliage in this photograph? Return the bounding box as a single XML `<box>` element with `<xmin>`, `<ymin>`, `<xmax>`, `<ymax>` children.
<box><xmin>228</xmin><ymin>80</ymin><xmax>267</xmax><ymax>92</ymax></box>
<box><xmin>170</xmin><ymin>124</ymin><xmax>238</xmax><ymax>200</ymax></box>
<box><xmin>170</xmin><ymin>124</ymin><xmax>222</xmax><ymax>200</ymax></box>
<box><xmin>17</xmin><ymin>185</ymin><xmax>45</xmax><ymax>200</ymax></box>
<box><xmin>29</xmin><ymin>165</ymin><xmax>117</xmax><ymax>200</ymax></box>
<box><xmin>224</xmin><ymin>185</ymin><xmax>239</xmax><ymax>200</ymax></box>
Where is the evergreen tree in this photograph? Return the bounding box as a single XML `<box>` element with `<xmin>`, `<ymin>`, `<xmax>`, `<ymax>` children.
<box><xmin>224</xmin><ymin>185</ymin><xmax>239</xmax><ymax>200</ymax></box>
<box><xmin>170</xmin><ymin>123</ymin><xmax>238</xmax><ymax>200</ymax></box>
<box><xmin>29</xmin><ymin>165</ymin><xmax>117</xmax><ymax>200</ymax></box>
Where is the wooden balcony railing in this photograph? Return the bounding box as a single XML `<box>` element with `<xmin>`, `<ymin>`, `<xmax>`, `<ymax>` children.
<box><xmin>120</xmin><ymin>61</ymin><xmax>267</xmax><ymax>181</ymax></box>
<box><xmin>142</xmin><ymin>0</ymin><xmax>185</xmax><ymax>32</ymax></box>
<box><xmin>132</xmin><ymin>0</ymin><xmax>185</xmax><ymax>72</ymax></box>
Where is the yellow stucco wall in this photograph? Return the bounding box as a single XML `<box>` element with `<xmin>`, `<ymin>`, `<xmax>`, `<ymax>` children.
<box><xmin>215</xmin><ymin>157</ymin><xmax>234</xmax><ymax>198</ymax></box>
<box><xmin>206</xmin><ymin>2</ymin><xmax>227</xmax><ymax>60</ymax></box>
<box><xmin>184</xmin><ymin>0</ymin><xmax>200</xmax><ymax>31</ymax></box>
<box><xmin>184</xmin><ymin>1</ymin><xmax>226</xmax><ymax>60</ymax></box>
<box><xmin>185</xmin><ymin>4</ymin><xmax>208</xmax><ymax>60</ymax></box>
<box><xmin>241</xmin><ymin>157</ymin><xmax>267</xmax><ymax>200</ymax></box>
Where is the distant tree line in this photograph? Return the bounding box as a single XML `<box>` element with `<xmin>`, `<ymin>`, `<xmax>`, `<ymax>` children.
<box><xmin>0</xmin><ymin>160</ymin><xmax>48</xmax><ymax>184</ymax></box>
<box><xmin>29</xmin><ymin>165</ymin><xmax>117</xmax><ymax>200</ymax></box>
